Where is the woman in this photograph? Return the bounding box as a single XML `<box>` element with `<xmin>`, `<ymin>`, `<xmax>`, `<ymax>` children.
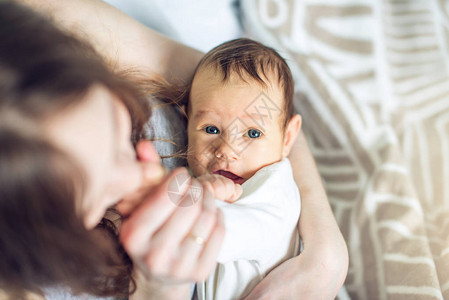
<box><xmin>0</xmin><ymin>2</ymin><xmax>223</xmax><ymax>299</ymax></box>
<box><xmin>4</xmin><ymin>0</ymin><xmax>348</xmax><ymax>298</ymax></box>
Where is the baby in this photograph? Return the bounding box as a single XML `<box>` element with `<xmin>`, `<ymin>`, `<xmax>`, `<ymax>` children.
<box><xmin>186</xmin><ymin>38</ymin><xmax>302</xmax><ymax>300</ymax></box>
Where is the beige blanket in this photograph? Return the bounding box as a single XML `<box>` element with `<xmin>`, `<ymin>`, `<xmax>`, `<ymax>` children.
<box><xmin>241</xmin><ymin>0</ymin><xmax>449</xmax><ymax>299</ymax></box>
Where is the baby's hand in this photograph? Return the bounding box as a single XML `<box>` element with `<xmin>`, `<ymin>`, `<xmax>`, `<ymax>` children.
<box><xmin>197</xmin><ymin>174</ymin><xmax>242</xmax><ymax>203</ymax></box>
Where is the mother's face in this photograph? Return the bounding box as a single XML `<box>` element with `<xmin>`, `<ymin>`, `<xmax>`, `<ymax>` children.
<box><xmin>43</xmin><ymin>85</ymin><xmax>154</xmax><ymax>229</ymax></box>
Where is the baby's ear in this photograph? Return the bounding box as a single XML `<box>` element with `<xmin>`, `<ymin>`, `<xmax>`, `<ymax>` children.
<box><xmin>282</xmin><ymin>114</ymin><xmax>302</xmax><ymax>157</ymax></box>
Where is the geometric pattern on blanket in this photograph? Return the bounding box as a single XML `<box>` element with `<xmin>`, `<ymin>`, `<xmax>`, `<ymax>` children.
<box><xmin>241</xmin><ymin>0</ymin><xmax>449</xmax><ymax>299</ymax></box>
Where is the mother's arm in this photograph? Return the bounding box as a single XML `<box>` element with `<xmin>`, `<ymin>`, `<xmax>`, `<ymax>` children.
<box><xmin>291</xmin><ymin>132</ymin><xmax>349</xmax><ymax>297</ymax></box>
<box><xmin>245</xmin><ymin>132</ymin><xmax>349</xmax><ymax>299</ymax></box>
<box><xmin>16</xmin><ymin>0</ymin><xmax>203</xmax><ymax>83</ymax></box>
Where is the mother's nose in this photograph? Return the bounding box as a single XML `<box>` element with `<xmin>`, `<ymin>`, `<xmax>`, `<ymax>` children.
<box><xmin>116</xmin><ymin>140</ymin><xmax>166</xmax><ymax>216</ymax></box>
<box><xmin>136</xmin><ymin>140</ymin><xmax>161</xmax><ymax>163</ymax></box>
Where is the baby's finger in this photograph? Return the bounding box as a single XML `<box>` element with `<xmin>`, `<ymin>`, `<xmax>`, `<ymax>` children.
<box><xmin>198</xmin><ymin>175</ymin><xmax>228</xmax><ymax>200</ymax></box>
<box><xmin>197</xmin><ymin>175</ymin><xmax>225</xmax><ymax>200</ymax></box>
<box><xmin>227</xmin><ymin>184</ymin><xmax>243</xmax><ymax>203</ymax></box>
<box><xmin>211</xmin><ymin>176</ymin><xmax>227</xmax><ymax>199</ymax></box>
<box><xmin>198</xmin><ymin>179</ymin><xmax>215</xmax><ymax>196</ymax></box>
<box><xmin>212</xmin><ymin>176</ymin><xmax>240</xmax><ymax>202</ymax></box>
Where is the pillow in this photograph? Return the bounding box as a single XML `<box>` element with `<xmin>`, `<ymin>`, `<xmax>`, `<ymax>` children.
<box><xmin>104</xmin><ymin>0</ymin><xmax>243</xmax><ymax>52</ymax></box>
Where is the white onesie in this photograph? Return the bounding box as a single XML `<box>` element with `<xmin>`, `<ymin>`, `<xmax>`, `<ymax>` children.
<box><xmin>196</xmin><ymin>158</ymin><xmax>301</xmax><ymax>300</ymax></box>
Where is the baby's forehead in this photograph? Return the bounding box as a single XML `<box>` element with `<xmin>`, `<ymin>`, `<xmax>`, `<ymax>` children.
<box><xmin>191</xmin><ymin>65</ymin><xmax>285</xmax><ymax>108</ymax></box>
<box><xmin>190</xmin><ymin>67</ymin><xmax>286</xmax><ymax>129</ymax></box>
<box><xmin>193</xmin><ymin>65</ymin><xmax>283</xmax><ymax>94</ymax></box>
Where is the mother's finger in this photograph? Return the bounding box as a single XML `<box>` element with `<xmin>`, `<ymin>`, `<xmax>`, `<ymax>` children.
<box><xmin>144</xmin><ymin>208</ymin><xmax>224</xmax><ymax>282</ymax></box>
<box><xmin>194</xmin><ymin>209</ymin><xmax>225</xmax><ymax>281</ymax></box>
<box><xmin>170</xmin><ymin>189</ymin><xmax>219</xmax><ymax>277</ymax></box>
<box><xmin>120</xmin><ymin>167</ymin><xmax>190</xmax><ymax>256</ymax></box>
<box><xmin>117</xmin><ymin>140</ymin><xmax>165</xmax><ymax>217</ymax></box>
<box><xmin>116</xmin><ymin>161</ymin><xmax>166</xmax><ymax>216</ymax></box>
<box><xmin>147</xmin><ymin>178</ymin><xmax>211</xmax><ymax>254</ymax></box>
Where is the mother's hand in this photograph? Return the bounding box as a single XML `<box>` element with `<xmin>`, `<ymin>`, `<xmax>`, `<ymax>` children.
<box><xmin>244</xmin><ymin>230</ymin><xmax>348</xmax><ymax>300</ymax></box>
<box><xmin>118</xmin><ymin>141</ymin><xmax>225</xmax><ymax>298</ymax></box>
<box><xmin>120</xmin><ymin>168</ymin><xmax>224</xmax><ymax>281</ymax></box>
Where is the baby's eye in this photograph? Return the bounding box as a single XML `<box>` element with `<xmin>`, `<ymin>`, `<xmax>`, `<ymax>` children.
<box><xmin>204</xmin><ymin>125</ymin><xmax>220</xmax><ymax>134</ymax></box>
<box><xmin>245</xmin><ymin>129</ymin><xmax>262</xmax><ymax>139</ymax></box>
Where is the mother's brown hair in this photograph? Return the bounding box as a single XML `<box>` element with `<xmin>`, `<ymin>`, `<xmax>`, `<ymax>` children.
<box><xmin>0</xmin><ymin>2</ymin><xmax>151</xmax><ymax>298</ymax></box>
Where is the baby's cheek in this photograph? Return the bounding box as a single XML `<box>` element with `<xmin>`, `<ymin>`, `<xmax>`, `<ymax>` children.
<box><xmin>187</xmin><ymin>141</ymin><xmax>207</xmax><ymax>173</ymax></box>
<box><xmin>188</xmin><ymin>155</ymin><xmax>208</xmax><ymax>177</ymax></box>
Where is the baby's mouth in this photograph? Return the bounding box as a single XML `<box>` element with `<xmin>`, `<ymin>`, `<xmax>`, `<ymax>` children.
<box><xmin>213</xmin><ymin>170</ymin><xmax>245</xmax><ymax>185</ymax></box>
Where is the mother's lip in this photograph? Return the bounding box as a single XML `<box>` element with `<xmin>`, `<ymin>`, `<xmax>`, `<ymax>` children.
<box><xmin>213</xmin><ymin>170</ymin><xmax>245</xmax><ymax>185</ymax></box>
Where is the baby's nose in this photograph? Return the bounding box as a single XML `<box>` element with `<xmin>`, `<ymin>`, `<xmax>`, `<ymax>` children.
<box><xmin>214</xmin><ymin>138</ymin><xmax>240</xmax><ymax>160</ymax></box>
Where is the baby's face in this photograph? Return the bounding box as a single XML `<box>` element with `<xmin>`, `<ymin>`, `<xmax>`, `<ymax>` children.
<box><xmin>187</xmin><ymin>67</ymin><xmax>287</xmax><ymax>184</ymax></box>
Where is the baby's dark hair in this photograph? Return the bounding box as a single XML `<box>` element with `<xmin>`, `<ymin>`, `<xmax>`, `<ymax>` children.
<box><xmin>194</xmin><ymin>38</ymin><xmax>295</xmax><ymax>129</ymax></box>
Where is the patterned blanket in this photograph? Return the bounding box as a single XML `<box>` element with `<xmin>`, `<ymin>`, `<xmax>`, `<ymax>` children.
<box><xmin>241</xmin><ymin>0</ymin><xmax>449</xmax><ymax>299</ymax></box>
